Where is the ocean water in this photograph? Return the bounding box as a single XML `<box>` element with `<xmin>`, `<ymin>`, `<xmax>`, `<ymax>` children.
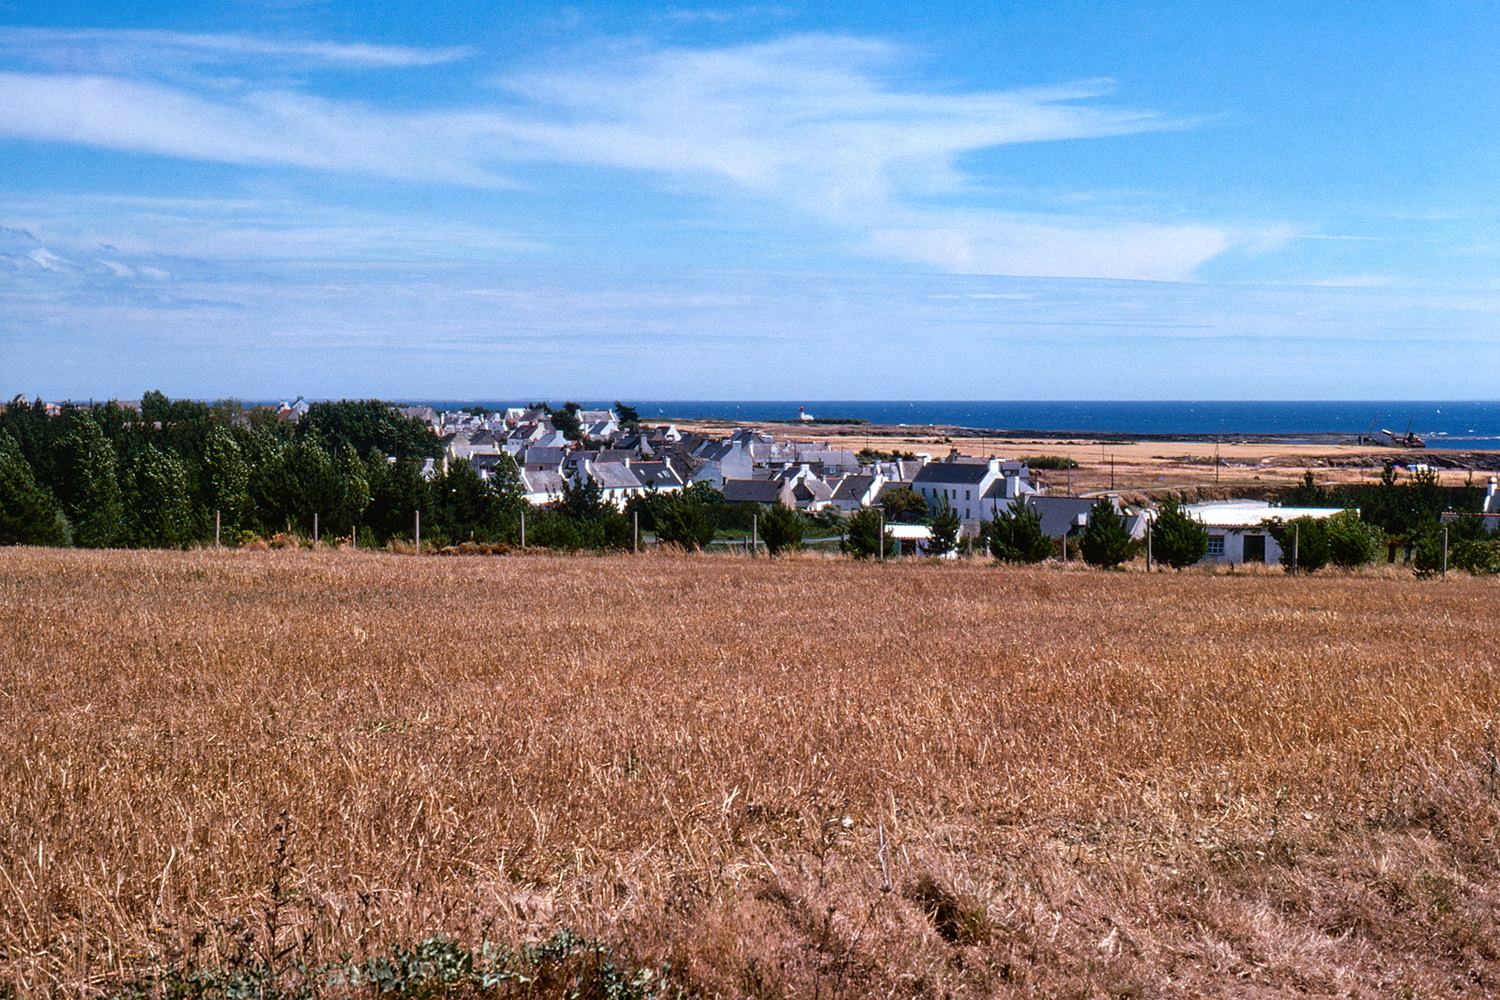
<box><xmin>431</xmin><ymin>400</ymin><xmax>1500</xmax><ymax>451</ymax></box>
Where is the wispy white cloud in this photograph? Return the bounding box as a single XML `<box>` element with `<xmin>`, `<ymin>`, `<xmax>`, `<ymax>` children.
<box><xmin>0</xmin><ymin>29</ymin><xmax>1248</xmax><ymax>280</ymax></box>
<box><xmin>0</xmin><ymin>26</ymin><xmax>473</xmax><ymax>70</ymax></box>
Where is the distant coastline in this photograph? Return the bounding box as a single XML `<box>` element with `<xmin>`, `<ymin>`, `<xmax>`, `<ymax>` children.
<box><xmin>411</xmin><ymin>400</ymin><xmax>1500</xmax><ymax>451</ymax></box>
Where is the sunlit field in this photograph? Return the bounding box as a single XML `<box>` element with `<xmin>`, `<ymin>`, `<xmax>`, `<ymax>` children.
<box><xmin>4</xmin><ymin>547</ymin><xmax>1500</xmax><ymax>998</ymax></box>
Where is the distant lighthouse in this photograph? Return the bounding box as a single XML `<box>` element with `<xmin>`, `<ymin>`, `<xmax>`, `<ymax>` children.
<box><xmin>798</xmin><ymin>406</ymin><xmax>814</xmax><ymax>422</ymax></box>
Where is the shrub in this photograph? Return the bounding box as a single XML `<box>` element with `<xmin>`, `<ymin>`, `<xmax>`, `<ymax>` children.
<box><xmin>1325</xmin><ymin>509</ymin><xmax>1377</xmax><ymax>568</ymax></box>
<box><xmin>756</xmin><ymin>502</ymin><xmax>806</xmax><ymax>556</ymax></box>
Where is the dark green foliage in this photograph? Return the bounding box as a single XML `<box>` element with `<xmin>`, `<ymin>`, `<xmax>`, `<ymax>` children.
<box><xmin>856</xmin><ymin>447</ymin><xmax>917</xmax><ymax>463</ymax></box>
<box><xmin>1079</xmin><ymin>497</ymin><xmax>1135</xmax><ymax>569</ymax></box>
<box><xmin>1026</xmin><ymin>455</ymin><xmax>1079</xmax><ymax>470</ymax></box>
<box><xmin>1270</xmin><ymin>516</ymin><xmax>1331</xmax><ymax>573</ymax></box>
<box><xmin>843</xmin><ymin>507</ymin><xmax>895</xmax><ymax>559</ymax></box>
<box><xmin>654</xmin><ymin>490</ymin><xmax>718</xmax><ymax>551</ymax></box>
<box><xmin>0</xmin><ymin>432</ymin><xmax>70</xmax><ymax>546</ymax></box>
<box><xmin>986</xmin><ymin>499</ymin><xmax>1051</xmax><ymax>563</ymax></box>
<box><xmin>57</xmin><ymin>412</ymin><xmax>126</xmax><ymax>548</ymax></box>
<box><xmin>250</xmin><ymin>440</ymin><xmax>369</xmax><ymax>538</ymax></box>
<box><xmin>1324</xmin><ymin>509</ymin><xmax>1378</xmax><ymax>568</ymax></box>
<box><xmin>927</xmin><ymin>499</ymin><xmax>961</xmax><ymax>557</ymax></box>
<box><xmin>362</xmin><ymin>453</ymin><xmax>432</xmax><ymax>543</ymax></box>
<box><xmin>756</xmin><ymin>502</ymin><xmax>806</xmax><ymax>556</ymax></box>
<box><xmin>1452</xmin><ymin>534</ymin><xmax>1500</xmax><ymax>574</ymax></box>
<box><xmin>430</xmin><ymin>459</ymin><xmax>515</xmax><ymax>544</ymax></box>
<box><xmin>878</xmin><ymin>485</ymin><xmax>928</xmax><ymax>523</ymax></box>
<box><xmin>551</xmin><ymin>402</ymin><xmax>583</xmax><ymax>442</ymax></box>
<box><xmin>1150</xmin><ymin>495</ymin><xmax>1208</xmax><ymax>569</ymax></box>
<box><xmin>1281</xmin><ymin>464</ymin><xmax>1473</xmax><ymax>539</ymax></box>
<box><xmin>614</xmin><ymin>401</ymin><xmax>640</xmax><ymax>429</ymax></box>
<box><xmin>199</xmin><ymin>424</ymin><xmax>251</xmax><ymax>536</ymax></box>
<box><xmin>1413</xmin><ymin>525</ymin><xmax>1446</xmax><ymax>577</ymax></box>
<box><xmin>299</xmin><ymin>399</ymin><xmax>439</xmax><ymax>460</ymax></box>
<box><xmin>126</xmin><ymin>444</ymin><xmax>197</xmax><ymax>548</ymax></box>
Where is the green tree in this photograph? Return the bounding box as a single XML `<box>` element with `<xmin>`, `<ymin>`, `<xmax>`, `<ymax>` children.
<box><xmin>0</xmin><ymin>432</ymin><xmax>70</xmax><ymax>546</ymax></box>
<box><xmin>1150</xmin><ymin>495</ymin><xmax>1208</xmax><ymax>569</ymax></box>
<box><xmin>300</xmin><ymin>399</ymin><xmax>440</xmax><ymax>460</ymax></box>
<box><xmin>199</xmin><ymin>424</ymin><xmax>251</xmax><ymax>536</ymax></box>
<box><xmin>362</xmin><ymin>452</ymin><xmax>432</xmax><ymax>542</ymax></box>
<box><xmin>1080</xmin><ymin>497</ymin><xmax>1135</xmax><ymax>569</ymax></box>
<box><xmin>843</xmin><ymin>507</ymin><xmax>895</xmax><ymax>559</ymax></box>
<box><xmin>878</xmin><ymin>486</ymin><xmax>928</xmax><ymax>523</ymax></box>
<box><xmin>431</xmin><ymin>459</ymin><xmax>510</xmax><ymax>543</ymax></box>
<box><xmin>986</xmin><ymin>498</ymin><xmax>1051</xmax><ymax>563</ymax></box>
<box><xmin>250</xmin><ymin>439</ymin><xmax>368</xmax><ymax>537</ymax></box>
<box><xmin>757</xmin><ymin>502</ymin><xmax>806</xmax><ymax>556</ymax></box>
<box><xmin>126</xmin><ymin>444</ymin><xmax>196</xmax><ymax>548</ymax></box>
<box><xmin>927</xmin><ymin>499</ymin><xmax>961</xmax><ymax>557</ymax></box>
<box><xmin>614</xmin><ymin>401</ymin><xmax>640</xmax><ymax>430</ymax></box>
<box><xmin>57</xmin><ymin>412</ymin><xmax>126</xmax><ymax>548</ymax></box>
<box><xmin>551</xmin><ymin>403</ymin><xmax>583</xmax><ymax>442</ymax></box>
<box><xmin>1324</xmin><ymin>509</ymin><xmax>1376</xmax><ymax>568</ymax></box>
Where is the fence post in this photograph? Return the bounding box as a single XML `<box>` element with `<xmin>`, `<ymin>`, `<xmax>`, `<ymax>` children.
<box><xmin>414</xmin><ymin>510</ymin><xmax>420</xmax><ymax>553</ymax></box>
<box><xmin>313</xmin><ymin>512</ymin><xmax>319</xmax><ymax>544</ymax></box>
<box><xmin>1443</xmin><ymin>526</ymin><xmax>1449</xmax><ymax>577</ymax></box>
<box><xmin>1292</xmin><ymin>523</ymin><xmax>1299</xmax><ymax>572</ymax></box>
<box><xmin>751</xmin><ymin>514</ymin><xmax>757</xmax><ymax>557</ymax></box>
<box><xmin>633</xmin><ymin>511</ymin><xmax>638</xmax><ymax>554</ymax></box>
<box><xmin>520</xmin><ymin>510</ymin><xmax>526</xmax><ymax>548</ymax></box>
<box><xmin>215</xmin><ymin>509</ymin><xmax>221</xmax><ymax>547</ymax></box>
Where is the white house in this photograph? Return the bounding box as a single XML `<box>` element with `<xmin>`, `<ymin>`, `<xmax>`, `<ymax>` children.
<box><xmin>912</xmin><ymin>457</ymin><xmax>1037</xmax><ymax>523</ymax></box>
<box><xmin>1184</xmin><ymin>501</ymin><xmax>1350</xmax><ymax>565</ymax></box>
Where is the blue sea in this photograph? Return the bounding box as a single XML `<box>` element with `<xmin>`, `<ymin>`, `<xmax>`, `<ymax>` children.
<box><xmin>426</xmin><ymin>400</ymin><xmax>1500</xmax><ymax>451</ymax></box>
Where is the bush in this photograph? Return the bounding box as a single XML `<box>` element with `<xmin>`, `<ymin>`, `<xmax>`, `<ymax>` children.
<box><xmin>1324</xmin><ymin>509</ymin><xmax>1377</xmax><ymax>568</ymax></box>
<box><xmin>655</xmin><ymin>493</ymin><xmax>717</xmax><ymax>551</ymax></box>
<box><xmin>1272</xmin><ymin>516</ymin><xmax>1331</xmax><ymax>573</ymax></box>
<box><xmin>986</xmin><ymin>499</ymin><xmax>1050</xmax><ymax>563</ymax></box>
<box><xmin>756</xmin><ymin>502</ymin><xmax>806</xmax><ymax>556</ymax></box>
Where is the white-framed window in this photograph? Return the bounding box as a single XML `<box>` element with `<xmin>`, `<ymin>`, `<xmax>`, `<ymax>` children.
<box><xmin>1206</xmin><ymin>534</ymin><xmax>1225</xmax><ymax>557</ymax></box>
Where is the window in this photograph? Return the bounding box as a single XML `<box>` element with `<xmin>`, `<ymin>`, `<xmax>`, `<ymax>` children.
<box><xmin>1206</xmin><ymin>535</ymin><xmax>1225</xmax><ymax>557</ymax></box>
<box><xmin>965</xmin><ymin>490</ymin><xmax>971</xmax><ymax>500</ymax></box>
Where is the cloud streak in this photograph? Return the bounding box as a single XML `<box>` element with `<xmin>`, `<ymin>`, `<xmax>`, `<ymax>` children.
<box><xmin>0</xmin><ymin>28</ymin><xmax>1242</xmax><ymax>279</ymax></box>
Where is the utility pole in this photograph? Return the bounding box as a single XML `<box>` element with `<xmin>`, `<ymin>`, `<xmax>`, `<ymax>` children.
<box><xmin>520</xmin><ymin>510</ymin><xmax>526</xmax><ymax>548</ymax></box>
<box><xmin>215</xmin><ymin>510</ymin><xmax>221</xmax><ymax>547</ymax></box>
<box><xmin>414</xmin><ymin>510</ymin><xmax>421</xmax><ymax>553</ymax></box>
<box><xmin>313</xmin><ymin>512</ymin><xmax>319</xmax><ymax>544</ymax></box>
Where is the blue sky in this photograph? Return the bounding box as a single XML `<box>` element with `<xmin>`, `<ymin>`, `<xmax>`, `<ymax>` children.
<box><xmin>1</xmin><ymin>1</ymin><xmax>1497</xmax><ymax>401</ymax></box>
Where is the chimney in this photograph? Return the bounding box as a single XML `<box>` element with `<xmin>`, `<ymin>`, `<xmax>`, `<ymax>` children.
<box><xmin>988</xmin><ymin>457</ymin><xmax>1002</xmax><ymax>475</ymax></box>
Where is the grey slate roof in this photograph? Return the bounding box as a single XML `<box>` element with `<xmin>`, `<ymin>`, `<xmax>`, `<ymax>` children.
<box><xmin>913</xmin><ymin>461</ymin><xmax>993</xmax><ymax>485</ymax></box>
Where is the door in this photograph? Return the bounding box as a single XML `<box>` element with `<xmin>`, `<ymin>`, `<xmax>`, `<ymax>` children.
<box><xmin>1243</xmin><ymin>534</ymin><xmax>1266</xmax><ymax>564</ymax></box>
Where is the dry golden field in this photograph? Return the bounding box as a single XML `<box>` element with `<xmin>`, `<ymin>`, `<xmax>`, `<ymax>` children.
<box><xmin>4</xmin><ymin>547</ymin><xmax>1500</xmax><ymax>998</ymax></box>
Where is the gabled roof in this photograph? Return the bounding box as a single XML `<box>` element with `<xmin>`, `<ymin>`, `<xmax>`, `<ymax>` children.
<box><xmin>830</xmin><ymin>474</ymin><xmax>875</xmax><ymax>502</ymax></box>
<box><xmin>722</xmin><ymin>479</ymin><xmax>785</xmax><ymax>504</ymax></box>
<box><xmin>913</xmin><ymin>461</ymin><xmax>993</xmax><ymax>485</ymax></box>
<box><xmin>631</xmin><ymin>461</ymin><xmax>684</xmax><ymax>489</ymax></box>
<box><xmin>519</xmin><ymin>446</ymin><xmax>567</xmax><ymax>469</ymax></box>
<box><xmin>521</xmin><ymin>469</ymin><xmax>566</xmax><ymax>495</ymax></box>
<box><xmin>588</xmin><ymin>462</ymin><xmax>641</xmax><ymax>490</ymax></box>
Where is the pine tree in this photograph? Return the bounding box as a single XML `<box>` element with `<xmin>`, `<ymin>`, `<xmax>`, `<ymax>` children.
<box><xmin>1080</xmin><ymin>497</ymin><xmax>1135</xmax><ymax>569</ymax></box>
<box><xmin>927</xmin><ymin>500</ymin><xmax>961</xmax><ymax>557</ymax></box>
<box><xmin>0</xmin><ymin>432</ymin><xmax>70</xmax><ymax>546</ymax></box>
<box><xmin>1149</xmin><ymin>495</ymin><xmax>1208</xmax><ymax>569</ymax></box>
<box><xmin>843</xmin><ymin>507</ymin><xmax>895</xmax><ymax>559</ymax></box>
<box><xmin>757</xmin><ymin>502</ymin><xmax>806</xmax><ymax>556</ymax></box>
<box><xmin>59</xmin><ymin>412</ymin><xmax>125</xmax><ymax>548</ymax></box>
<box><xmin>986</xmin><ymin>498</ymin><xmax>1051</xmax><ymax>563</ymax></box>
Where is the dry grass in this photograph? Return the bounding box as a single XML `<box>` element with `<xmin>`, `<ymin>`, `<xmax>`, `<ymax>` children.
<box><xmin>4</xmin><ymin>546</ymin><xmax>1500</xmax><ymax>997</ymax></box>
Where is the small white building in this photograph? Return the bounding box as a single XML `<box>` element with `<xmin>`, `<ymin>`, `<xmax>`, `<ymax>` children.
<box><xmin>1184</xmin><ymin>501</ymin><xmax>1349</xmax><ymax>565</ymax></box>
